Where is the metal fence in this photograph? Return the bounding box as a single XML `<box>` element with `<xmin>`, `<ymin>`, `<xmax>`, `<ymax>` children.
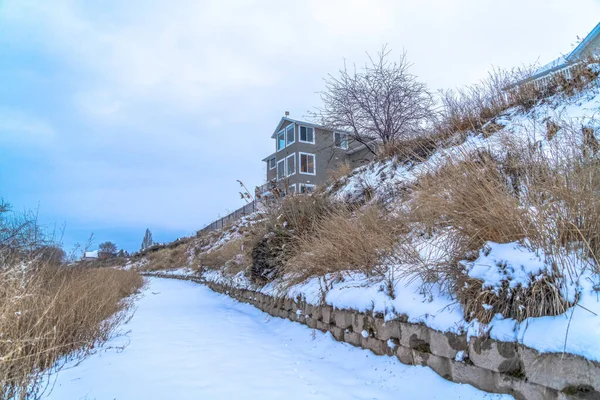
<box><xmin>199</xmin><ymin>201</ymin><xmax>258</xmax><ymax>234</ymax></box>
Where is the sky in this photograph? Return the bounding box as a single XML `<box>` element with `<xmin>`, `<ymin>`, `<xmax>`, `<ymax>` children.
<box><xmin>1</xmin><ymin>0</ymin><xmax>599</xmax><ymax>254</ymax></box>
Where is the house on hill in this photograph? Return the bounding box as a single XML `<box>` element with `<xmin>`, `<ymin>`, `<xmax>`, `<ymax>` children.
<box><xmin>82</xmin><ymin>250</ymin><xmax>98</xmax><ymax>260</ymax></box>
<box><xmin>257</xmin><ymin>114</ymin><xmax>375</xmax><ymax>196</ymax></box>
<box><xmin>509</xmin><ymin>21</ymin><xmax>600</xmax><ymax>89</ymax></box>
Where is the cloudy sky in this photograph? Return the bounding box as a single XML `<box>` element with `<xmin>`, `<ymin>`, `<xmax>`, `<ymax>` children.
<box><xmin>1</xmin><ymin>0</ymin><xmax>599</xmax><ymax>253</ymax></box>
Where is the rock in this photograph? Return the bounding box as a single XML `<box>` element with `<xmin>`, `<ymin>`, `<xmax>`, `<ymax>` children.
<box><xmin>316</xmin><ymin>320</ymin><xmax>329</xmax><ymax>332</ymax></box>
<box><xmin>306</xmin><ymin>317</ymin><xmax>318</xmax><ymax>330</ymax></box>
<box><xmin>519</xmin><ymin>346</ymin><xmax>600</xmax><ymax>393</ymax></box>
<box><xmin>334</xmin><ymin>309</ymin><xmax>354</xmax><ymax>330</ymax></box>
<box><xmin>374</xmin><ymin>319</ymin><xmax>401</xmax><ymax>342</ymax></box>
<box><xmin>450</xmin><ymin>359</ymin><xmax>499</xmax><ymax>394</ymax></box>
<box><xmin>399</xmin><ymin>322</ymin><xmax>430</xmax><ymax>352</ymax></box>
<box><xmin>396</xmin><ymin>346</ymin><xmax>414</xmax><ymax>365</ymax></box>
<box><xmin>468</xmin><ymin>337</ymin><xmax>522</xmax><ymax>375</ymax></box>
<box><xmin>320</xmin><ymin>305</ymin><xmax>332</xmax><ymax>324</ymax></box>
<box><xmin>345</xmin><ymin>331</ymin><xmax>362</xmax><ymax>347</ymax></box>
<box><xmin>362</xmin><ymin>336</ymin><xmax>386</xmax><ymax>356</ymax></box>
<box><xmin>352</xmin><ymin>313</ymin><xmax>367</xmax><ymax>333</ymax></box>
<box><xmin>494</xmin><ymin>372</ymin><xmax>560</xmax><ymax>400</ymax></box>
<box><xmin>429</xmin><ymin>330</ymin><xmax>468</xmax><ymax>360</ymax></box>
<box><xmin>330</xmin><ymin>326</ymin><xmax>345</xmax><ymax>342</ymax></box>
<box><xmin>423</xmin><ymin>351</ymin><xmax>452</xmax><ymax>381</ymax></box>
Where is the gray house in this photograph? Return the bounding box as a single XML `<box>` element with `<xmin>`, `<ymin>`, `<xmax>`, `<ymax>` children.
<box><xmin>258</xmin><ymin>115</ymin><xmax>374</xmax><ymax>196</ymax></box>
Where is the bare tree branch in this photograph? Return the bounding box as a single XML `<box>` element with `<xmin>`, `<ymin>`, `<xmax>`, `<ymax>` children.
<box><xmin>312</xmin><ymin>46</ymin><xmax>434</xmax><ymax>153</ymax></box>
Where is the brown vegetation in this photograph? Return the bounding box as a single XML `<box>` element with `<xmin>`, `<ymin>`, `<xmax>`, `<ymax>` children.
<box><xmin>142</xmin><ymin>243</ymin><xmax>190</xmax><ymax>272</ymax></box>
<box><xmin>0</xmin><ymin>263</ymin><xmax>143</xmax><ymax>399</ymax></box>
<box><xmin>0</xmin><ymin>201</ymin><xmax>144</xmax><ymax>399</ymax></box>
<box><xmin>403</xmin><ymin>123</ymin><xmax>599</xmax><ymax>322</ymax></box>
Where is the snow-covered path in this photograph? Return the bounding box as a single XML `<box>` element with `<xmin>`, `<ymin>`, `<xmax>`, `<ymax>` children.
<box><xmin>46</xmin><ymin>278</ymin><xmax>510</xmax><ymax>399</ymax></box>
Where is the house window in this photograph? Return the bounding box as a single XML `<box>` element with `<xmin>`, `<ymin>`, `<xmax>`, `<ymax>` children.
<box><xmin>277</xmin><ymin>159</ymin><xmax>285</xmax><ymax>180</ymax></box>
<box><xmin>286</xmin><ymin>153</ymin><xmax>296</xmax><ymax>176</ymax></box>
<box><xmin>277</xmin><ymin>130</ymin><xmax>285</xmax><ymax>151</ymax></box>
<box><xmin>269</xmin><ymin>157</ymin><xmax>276</xmax><ymax>170</ymax></box>
<box><xmin>334</xmin><ymin>132</ymin><xmax>348</xmax><ymax>150</ymax></box>
<box><xmin>288</xmin><ymin>184</ymin><xmax>297</xmax><ymax>195</ymax></box>
<box><xmin>299</xmin><ymin>183</ymin><xmax>316</xmax><ymax>194</ymax></box>
<box><xmin>286</xmin><ymin>124</ymin><xmax>295</xmax><ymax>146</ymax></box>
<box><xmin>299</xmin><ymin>126</ymin><xmax>314</xmax><ymax>144</ymax></box>
<box><xmin>299</xmin><ymin>152</ymin><xmax>315</xmax><ymax>175</ymax></box>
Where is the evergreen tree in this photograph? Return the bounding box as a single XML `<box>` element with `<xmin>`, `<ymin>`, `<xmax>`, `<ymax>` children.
<box><xmin>141</xmin><ymin>229</ymin><xmax>154</xmax><ymax>251</ymax></box>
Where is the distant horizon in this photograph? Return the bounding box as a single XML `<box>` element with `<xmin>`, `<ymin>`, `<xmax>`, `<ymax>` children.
<box><xmin>2</xmin><ymin>0</ymin><xmax>599</xmax><ymax>253</ymax></box>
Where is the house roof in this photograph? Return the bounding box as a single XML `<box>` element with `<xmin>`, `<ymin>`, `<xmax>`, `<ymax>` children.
<box><xmin>261</xmin><ymin>152</ymin><xmax>276</xmax><ymax>162</ymax></box>
<box><xmin>508</xmin><ymin>21</ymin><xmax>600</xmax><ymax>88</ymax></box>
<box><xmin>84</xmin><ymin>250</ymin><xmax>98</xmax><ymax>258</ymax></box>
<box><xmin>569</xmin><ymin>21</ymin><xmax>600</xmax><ymax>61</ymax></box>
<box><xmin>270</xmin><ymin>117</ymin><xmax>324</xmax><ymax>138</ymax></box>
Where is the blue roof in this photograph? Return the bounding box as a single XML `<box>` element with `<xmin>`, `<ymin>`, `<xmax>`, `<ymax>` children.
<box><xmin>508</xmin><ymin>21</ymin><xmax>600</xmax><ymax>88</ymax></box>
<box><xmin>568</xmin><ymin>21</ymin><xmax>600</xmax><ymax>61</ymax></box>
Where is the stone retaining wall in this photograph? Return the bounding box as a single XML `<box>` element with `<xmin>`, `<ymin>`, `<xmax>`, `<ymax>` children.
<box><xmin>148</xmin><ymin>273</ymin><xmax>600</xmax><ymax>400</ymax></box>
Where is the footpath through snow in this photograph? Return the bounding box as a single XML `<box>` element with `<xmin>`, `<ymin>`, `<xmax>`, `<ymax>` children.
<box><xmin>46</xmin><ymin>278</ymin><xmax>510</xmax><ymax>400</ymax></box>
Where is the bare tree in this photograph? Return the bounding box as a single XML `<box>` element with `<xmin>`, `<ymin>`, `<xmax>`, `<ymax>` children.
<box><xmin>313</xmin><ymin>46</ymin><xmax>435</xmax><ymax>154</ymax></box>
<box><xmin>98</xmin><ymin>241</ymin><xmax>117</xmax><ymax>259</ymax></box>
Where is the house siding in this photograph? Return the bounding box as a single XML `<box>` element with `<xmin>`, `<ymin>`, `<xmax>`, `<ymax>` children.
<box><xmin>262</xmin><ymin>119</ymin><xmax>375</xmax><ymax>193</ymax></box>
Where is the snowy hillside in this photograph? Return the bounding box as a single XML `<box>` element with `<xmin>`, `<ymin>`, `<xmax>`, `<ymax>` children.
<box><xmin>138</xmin><ymin>71</ymin><xmax>600</xmax><ymax>368</ymax></box>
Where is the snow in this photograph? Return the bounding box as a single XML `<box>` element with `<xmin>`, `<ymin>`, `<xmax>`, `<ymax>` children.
<box><xmin>333</xmin><ymin>84</ymin><xmax>600</xmax><ymax>205</ymax></box>
<box><xmin>534</xmin><ymin>55</ymin><xmax>569</xmax><ymax>76</ymax></box>
<box><xmin>464</xmin><ymin>242</ymin><xmax>548</xmax><ymax>290</ymax></box>
<box><xmin>44</xmin><ymin>278</ymin><xmax>507</xmax><ymax>400</ymax></box>
<box><xmin>202</xmin><ymin>248</ymin><xmax>600</xmax><ymax>363</ymax></box>
<box><xmin>172</xmin><ymin>81</ymin><xmax>600</xmax><ymax>371</ymax></box>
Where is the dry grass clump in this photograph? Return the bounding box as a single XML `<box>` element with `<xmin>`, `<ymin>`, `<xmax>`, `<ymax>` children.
<box><xmin>412</xmin><ymin>153</ymin><xmax>531</xmax><ymax>251</ymax></box>
<box><xmin>143</xmin><ymin>243</ymin><xmax>190</xmax><ymax>272</ymax></box>
<box><xmin>404</xmin><ymin>123</ymin><xmax>600</xmax><ymax>322</ymax></box>
<box><xmin>328</xmin><ymin>161</ymin><xmax>353</xmax><ymax>182</ymax></box>
<box><xmin>436</xmin><ymin>59</ymin><xmax>599</xmax><ymax>137</ymax></box>
<box><xmin>377</xmin><ymin>130</ymin><xmax>458</xmax><ymax>165</ymax></box>
<box><xmin>439</xmin><ymin>66</ymin><xmax>536</xmax><ymax>134</ymax></box>
<box><xmin>0</xmin><ymin>198</ymin><xmax>144</xmax><ymax>398</ymax></box>
<box><xmin>200</xmin><ymin>238</ymin><xmax>247</xmax><ymax>273</ymax></box>
<box><xmin>246</xmin><ymin>194</ymin><xmax>337</xmax><ymax>283</ymax></box>
<box><xmin>457</xmin><ymin>274</ymin><xmax>571</xmax><ymax>324</ymax></box>
<box><xmin>275</xmin><ymin>193</ymin><xmax>336</xmax><ymax>235</ymax></box>
<box><xmin>283</xmin><ymin>206</ymin><xmax>402</xmax><ymax>284</ymax></box>
<box><xmin>0</xmin><ymin>264</ymin><xmax>143</xmax><ymax>399</ymax></box>
<box><xmin>517</xmin><ymin>136</ymin><xmax>600</xmax><ymax>274</ymax></box>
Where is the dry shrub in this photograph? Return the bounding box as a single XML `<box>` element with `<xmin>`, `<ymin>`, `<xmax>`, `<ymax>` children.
<box><xmin>200</xmin><ymin>238</ymin><xmax>247</xmax><ymax>272</ymax></box>
<box><xmin>438</xmin><ymin>64</ymin><xmax>552</xmax><ymax>135</ymax></box>
<box><xmin>412</xmin><ymin>153</ymin><xmax>531</xmax><ymax>251</ymax></box>
<box><xmin>143</xmin><ymin>243</ymin><xmax>190</xmax><ymax>272</ymax></box>
<box><xmin>247</xmin><ymin>194</ymin><xmax>337</xmax><ymax>283</ymax></box>
<box><xmin>457</xmin><ymin>274</ymin><xmax>571</xmax><ymax>324</ymax></box>
<box><xmin>550</xmin><ymin>58</ymin><xmax>600</xmax><ymax>96</ymax></box>
<box><xmin>328</xmin><ymin>161</ymin><xmax>353</xmax><ymax>182</ymax></box>
<box><xmin>406</xmin><ymin>123</ymin><xmax>599</xmax><ymax>322</ymax></box>
<box><xmin>378</xmin><ymin>131</ymin><xmax>454</xmax><ymax>164</ymax></box>
<box><xmin>518</xmin><ymin>137</ymin><xmax>600</xmax><ymax>275</ymax></box>
<box><xmin>284</xmin><ymin>206</ymin><xmax>401</xmax><ymax>283</ymax></box>
<box><xmin>0</xmin><ymin>264</ymin><xmax>143</xmax><ymax>399</ymax></box>
<box><xmin>276</xmin><ymin>192</ymin><xmax>336</xmax><ymax>236</ymax></box>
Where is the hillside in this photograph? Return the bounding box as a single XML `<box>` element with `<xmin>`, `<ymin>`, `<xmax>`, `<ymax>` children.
<box><xmin>132</xmin><ymin>63</ymin><xmax>600</xmax><ymax>365</ymax></box>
